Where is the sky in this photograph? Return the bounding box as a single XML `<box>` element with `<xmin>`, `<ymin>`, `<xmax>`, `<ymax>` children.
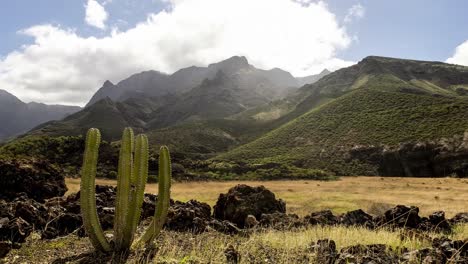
<box><xmin>1</xmin><ymin>0</ymin><xmax>468</xmax><ymax>106</ymax></box>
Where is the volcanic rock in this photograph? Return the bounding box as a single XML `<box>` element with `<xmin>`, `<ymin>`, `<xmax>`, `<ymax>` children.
<box><xmin>259</xmin><ymin>213</ymin><xmax>303</xmax><ymax>229</ymax></box>
<box><xmin>339</xmin><ymin>209</ymin><xmax>374</xmax><ymax>228</ymax></box>
<box><xmin>165</xmin><ymin>200</ymin><xmax>211</xmax><ymax>233</ymax></box>
<box><xmin>0</xmin><ymin>158</ymin><xmax>67</xmax><ymax>201</ymax></box>
<box><xmin>383</xmin><ymin>205</ymin><xmax>421</xmax><ymax>228</ymax></box>
<box><xmin>305</xmin><ymin>210</ymin><xmax>339</xmax><ymax>225</ymax></box>
<box><xmin>213</xmin><ymin>184</ymin><xmax>286</xmax><ymax>227</ymax></box>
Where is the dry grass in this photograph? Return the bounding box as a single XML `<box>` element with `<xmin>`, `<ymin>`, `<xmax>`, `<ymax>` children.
<box><xmin>66</xmin><ymin>176</ymin><xmax>468</xmax><ymax>217</ymax></box>
<box><xmin>7</xmin><ymin>225</ymin><xmax>467</xmax><ymax>263</ymax></box>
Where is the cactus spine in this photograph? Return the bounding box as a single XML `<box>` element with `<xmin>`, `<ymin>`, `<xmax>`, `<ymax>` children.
<box><xmin>80</xmin><ymin>127</ymin><xmax>171</xmax><ymax>253</ymax></box>
<box><xmin>80</xmin><ymin>128</ymin><xmax>112</xmax><ymax>252</ymax></box>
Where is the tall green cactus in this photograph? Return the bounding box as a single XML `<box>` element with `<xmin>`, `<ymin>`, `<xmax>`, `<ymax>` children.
<box><xmin>80</xmin><ymin>128</ymin><xmax>112</xmax><ymax>252</ymax></box>
<box><xmin>136</xmin><ymin>146</ymin><xmax>172</xmax><ymax>246</ymax></box>
<box><xmin>80</xmin><ymin>127</ymin><xmax>172</xmax><ymax>253</ymax></box>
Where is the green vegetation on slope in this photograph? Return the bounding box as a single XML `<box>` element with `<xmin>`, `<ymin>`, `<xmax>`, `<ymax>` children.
<box><xmin>219</xmin><ymin>87</ymin><xmax>468</xmax><ymax>175</ymax></box>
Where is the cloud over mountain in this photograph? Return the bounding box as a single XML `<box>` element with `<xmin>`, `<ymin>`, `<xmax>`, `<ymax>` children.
<box><xmin>0</xmin><ymin>0</ymin><xmax>354</xmax><ymax>106</ymax></box>
<box><xmin>447</xmin><ymin>40</ymin><xmax>468</xmax><ymax>66</ymax></box>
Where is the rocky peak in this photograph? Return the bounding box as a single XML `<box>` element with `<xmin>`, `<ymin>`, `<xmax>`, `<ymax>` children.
<box><xmin>208</xmin><ymin>56</ymin><xmax>251</xmax><ymax>75</ymax></box>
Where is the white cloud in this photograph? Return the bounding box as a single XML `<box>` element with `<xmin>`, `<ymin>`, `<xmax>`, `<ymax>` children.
<box><xmin>446</xmin><ymin>40</ymin><xmax>468</xmax><ymax>66</ymax></box>
<box><xmin>344</xmin><ymin>3</ymin><xmax>365</xmax><ymax>23</ymax></box>
<box><xmin>85</xmin><ymin>0</ymin><xmax>108</xmax><ymax>29</ymax></box>
<box><xmin>0</xmin><ymin>0</ymin><xmax>355</xmax><ymax>106</ymax></box>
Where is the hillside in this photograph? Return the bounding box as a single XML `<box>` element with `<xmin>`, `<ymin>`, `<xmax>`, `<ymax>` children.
<box><xmin>218</xmin><ymin>57</ymin><xmax>468</xmax><ymax>177</ymax></box>
<box><xmin>0</xmin><ymin>89</ymin><xmax>81</xmax><ymax>141</ymax></box>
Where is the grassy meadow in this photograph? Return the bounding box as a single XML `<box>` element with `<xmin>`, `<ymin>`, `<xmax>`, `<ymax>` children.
<box><xmin>67</xmin><ymin>176</ymin><xmax>468</xmax><ymax>217</ymax></box>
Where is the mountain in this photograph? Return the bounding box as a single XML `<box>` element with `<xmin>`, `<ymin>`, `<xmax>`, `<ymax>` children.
<box><xmin>34</xmin><ymin>56</ymin><xmax>328</xmax><ymax>141</ymax></box>
<box><xmin>86</xmin><ymin>56</ymin><xmax>323</xmax><ymax>107</ymax></box>
<box><xmin>0</xmin><ymin>90</ymin><xmax>81</xmax><ymax>141</ymax></box>
<box><xmin>296</xmin><ymin>69</ymin><xmax>331</xmax><ymax>86</ymax></box>
<box><xmin>218</xmin><ymin>56</ymin><xmax>468</xmax><ymax>176</ymax></box>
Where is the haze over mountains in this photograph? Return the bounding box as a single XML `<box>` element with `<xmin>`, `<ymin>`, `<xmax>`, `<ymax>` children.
<box><xmin>87</xmin><ymin>56</ymin><xmax>325</xmax><ymax>107</ymax></box>
<box><xmin>0</xmin><ymin>89</ymin><xmax>81</xmax><ymax>141</ymax></box>
<box><xmin>4</xmin><ymin>55</ymin><xmax>468</xmax><ymax>177</ymax></box>
<box><xmin>25</xmin><ymin>56</ymin><xmax>330</xmax><ymax>140</ymax></box>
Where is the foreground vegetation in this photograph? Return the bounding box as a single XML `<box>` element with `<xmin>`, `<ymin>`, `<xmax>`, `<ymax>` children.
<box><xmin>7</xmin><ymin>224</ymin><xmax>468</xmax><ymax>263</ymax></box>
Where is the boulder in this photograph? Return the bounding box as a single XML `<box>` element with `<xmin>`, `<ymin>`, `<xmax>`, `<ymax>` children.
<box><xmin>213</xmin><ymin>184</ymin><xmax>286</xmax><ymax>227</ymax></box>
<box><xmin>259</xmin><ymin>213</ymin><xmax>303</xmax><ymax>229</ymax></box>
<box><xmin>165</xmin><ymin>200</ymin><xmax>211</xmax><ymax>233</ymax></box>
<box><xmin>450</xmin><ymin>212</ymin><xmax>468</xmax><ymax>224</ymax></box>
<box><xmin>0</xmin><ymin>217</ymin><xmax>32</xmax><ymax>243</ymax></box>
<box><xmin>0</xmin><ymin>158</ymin><xmax>67</xmax><ymax>201</ymax></box>
<box><xmin>305</xmin><ymin>210</ymin><xmax>339</xmax><ymax>225</ymax></box>
<box><xmin>383</xmin><ymin>205</ymin><xmax>421</xmax><ymax>228</ymax></box>
<box><xmin>339</xmin><ymin>209</ymin><xmax>374</xmax><ymax>228</ymax></box>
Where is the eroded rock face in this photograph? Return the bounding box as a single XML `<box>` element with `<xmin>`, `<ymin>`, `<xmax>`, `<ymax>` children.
<box><xmin>0</xmin><ymin>158</ymin><xmax>67</xmax><ymax>201</ymax></box>
<box><xmin>348</xmin><ymin>135</ymin><xmax>468</xmax><ymax>177</ymax></box>
<box><xmin>213</xmin><ymin>184</ymin><xmax>286</xmax><ymax>227</ymax></box>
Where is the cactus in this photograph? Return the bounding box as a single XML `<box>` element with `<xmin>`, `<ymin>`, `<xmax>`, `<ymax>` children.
<box><xmin>80</xmin><ymin>128</ymin><xmax>112</xmax><ymax>252</ymax></box>
<box><xmin>80</xmin><ymin>127</ymin><xmax>172</xmax><ymax>253</ymax></box>
<box><xmin>136</xmin><ymin>145</ymin><xmax>171</xmax><ymax>246</ymax></box>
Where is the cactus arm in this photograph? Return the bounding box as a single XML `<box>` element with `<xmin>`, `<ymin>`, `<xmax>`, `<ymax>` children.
<box><xmin>113</xmin><ymin>127</ymin><xmax>134</xmax><ymax>251</ymax></box>
<box><xmin>80</xmin><ymin>128</ymin><xmax>111</xmax><ymax>252</ymax></box>
<box><xmin>122</xmin><ymin>134</ymin><xmax>148</xmax><ymax>249</ymax></box>
<box><xmin>136</xmin><ymin>146</ymin><xmax>172</xmax><ymax>247</ymax></box>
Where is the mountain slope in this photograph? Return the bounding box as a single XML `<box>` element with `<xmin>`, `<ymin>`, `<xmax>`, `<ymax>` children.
<box><xmin>218</xmin><ymin>56</ymin><xmax>468</xmax><ymax>176</ymax></box>
<box><xmin>0</xmin><ymin>90</ymin><xmax>81</xmax><ymax>141</ymax></box>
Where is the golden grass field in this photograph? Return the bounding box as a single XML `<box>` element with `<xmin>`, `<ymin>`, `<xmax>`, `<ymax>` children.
<box><xmin>66</xmin><ymin>176</ymin><xmax>468</xmax><ymax>217</ymax></box>
<box><xmin>8</xmin><ymin>177</ymin><xmax>466</xmax><ymax>263</ymax></box>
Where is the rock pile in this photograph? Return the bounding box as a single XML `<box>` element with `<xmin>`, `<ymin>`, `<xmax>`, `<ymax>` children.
<box><xmin>311</xmin><ymin>237</ymin><xmax>468</xmax><ymax>263</ymax></box>
<box><xmin>0</xmin><ymin>182</ymin><xmax>466</xmax><ymax>260</ymax></box>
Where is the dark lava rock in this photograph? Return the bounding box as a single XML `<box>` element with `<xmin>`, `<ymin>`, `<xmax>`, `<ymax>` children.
<box><xmin>0</xmin><ymin>241</ymin><xmax>12</xmax><ymax>258</ymax></box>
<box><xmin>224</xmin><ymin>245</ymin><xmax>240</xmax><ymax>264</ymax></box>
<box><xmin>208</xmin><ymin>219</ymin><xmax>243</xmax><ymax>235</ymax></box>
<box><xmin>383</xmin><ymin>205</ymin><xmax>421</xmax><ymax>228</ymax></box>
<box><xmin>213</xmin><ymin>184</ymin><xmax>286</xmax><ymax>228</ymax></box>
<box><xmin>0</xmin><ymin>158</ymin><xmax>67</xmax><ymax>202</ymax></box>
<box><xmin>305</xmin><ymin>210</ymin><xmax>339</xmax><ymax>225</ymax></box>
<box><xmin>259</xmin><ymin>213</ymin><xmax>304</xmax><ymax>229</ymax></box>
<box><xmin>421</xmin><ymin>211</ymin><xmax>451</xmax><ymax>232</ymax></box>
<box><xmin>42</xmin><ymin>213</ymin><xmax>83</xmax><ymax>239</ymax></box>
<box><xmin>339</xmin><ymin>209</ymin><xmax>374</xmax><ymax>228</ymax></box>
<box><xmin>450</xmin><ymin>212</ymin><xmax>468</xmax><ymax>224</ymax></box>
<box><xmin>309</xmin><ymin>239</ymin><xmax>338</xmax><ymax>264</ymax></box>
<box><xmin>403</xmin><ymin>237</ymin><xmax>468</xmax><ymax>263</ymax></box>
<box><xmin>244</xmin><ymin>215</ymin><xmax>259</xmax><ymax>228</ymax></box>
<box><xmin>336</xmin><ymin>244</ymin><xmax>400</xmax><ymax>264</ymax></box>
<box><xmin>165</xmin><ymin>200</ymin><xmax>211</xmax><ymax>233</ymax></box>
<box><xmin>0</xmin><ymin>217</ymin><xmax>32</xmax><ymax>243</ymax></box>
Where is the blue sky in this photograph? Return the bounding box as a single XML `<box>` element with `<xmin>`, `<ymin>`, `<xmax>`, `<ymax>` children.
<box><xmin>1</xmin><ymin>0</ymin><xmax>468</xmax><ymax>105</ymax></box>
